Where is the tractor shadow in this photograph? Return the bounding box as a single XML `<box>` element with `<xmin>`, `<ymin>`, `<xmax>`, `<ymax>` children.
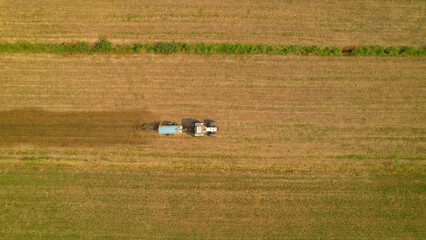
<box><xmin>135</xmin><ymin>121</ymin><xmax>161</xmax><ymax>132</ymax></box>
<box><xmin>181</xmin><ymin>118</ymin><xmax>200</xmax><ymax>135</ymax></box>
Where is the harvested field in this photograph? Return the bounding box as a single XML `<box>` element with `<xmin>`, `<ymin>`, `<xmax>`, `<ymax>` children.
<box><xmin>0</xmin><ymin>54</ymin><xmax>424</xmax><ymax>173</ymax></box>
<box><xmin>1</xmin><ymin>53</ymin><xmax>425</xmax><ymax>238</ymax></box>
<box><xmin>0</xmin><ymin>50</ymin><xmax>426</xmax><ymax>239</ymax></box>
<box><xmin>0</xmin><ymin>164</ymin><xmax>424</xmax><ymax>239</ymax></box>
<box><xmin>1</xmin><ymin>0</ymin><xmax>425</xmax><ymax>47</ymax></box>
<box><xmin>1</xmin><ymin>0</ymin><xmax>425</xmax><ymax>237</ymax></box>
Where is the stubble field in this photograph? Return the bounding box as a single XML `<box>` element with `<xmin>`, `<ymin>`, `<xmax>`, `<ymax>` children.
<box><xmin>1</xmin><ymin>0</ymin><xmax>425</xmax><ymax>47</ymax></box>
<box><xmin>0</xmin><ymin>54</ymin><xmax>425</xmax><ymax>238</ymax></box>
<box><xmin>1</xmin><ymin>54</ymin><xmax>424</xmax><ymax>172</ymax></box>
<box><xmin>1</xmin><ymin>0</ymin><xmax>425</xmax><ymax>238</ymax></box>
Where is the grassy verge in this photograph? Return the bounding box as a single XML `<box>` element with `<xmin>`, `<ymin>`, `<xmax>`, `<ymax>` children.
<box><xmin>0</xmin><ymin>40</ymin><xmax>425</xmax><ymax>56</ymax></box>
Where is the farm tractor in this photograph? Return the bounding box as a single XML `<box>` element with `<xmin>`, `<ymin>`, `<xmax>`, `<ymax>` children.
<box><xmin>157</xmin><ymin>120</ymin><xmax>218</xmax><ymax>137</ymax></box>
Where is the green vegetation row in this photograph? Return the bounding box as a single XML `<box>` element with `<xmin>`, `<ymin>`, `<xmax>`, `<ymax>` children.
<box><xmin>0</xmin><ymin>40</ymin><xmax>425</xmax><ymax>56</ymax></box>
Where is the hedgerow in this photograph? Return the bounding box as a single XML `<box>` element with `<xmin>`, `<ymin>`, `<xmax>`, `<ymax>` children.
<box><xmin>350</xmin><ymin>46</ymin><xmax>426</xmax><ymax>56</ymax></box>
<box><xmin>0</xmin><ymin>41</ymin><xmax>424</xmax><ymax>56</ymax></box>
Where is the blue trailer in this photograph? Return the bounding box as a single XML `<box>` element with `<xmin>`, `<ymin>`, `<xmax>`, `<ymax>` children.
<box><xmin>158</xmin><ymin>121</ymin><xmax>183</xmax><ymax>136</ymax></box>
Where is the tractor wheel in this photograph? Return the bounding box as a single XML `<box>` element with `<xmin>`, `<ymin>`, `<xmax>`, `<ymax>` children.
<box><xmin>208</xmin><ymin>133</ymin><xmax>217</xmax><ymax>137</ymax></box>
<box><xmin>208</xmin><ymin>121</ymin><xmax>217</xmax><ymax>127</ymax></box>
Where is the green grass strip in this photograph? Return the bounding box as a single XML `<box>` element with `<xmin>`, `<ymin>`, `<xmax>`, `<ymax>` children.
<box><xmin>0</xmin><ymin>40</ymin><xmax>425</xmax><ymax>56</ymax></box>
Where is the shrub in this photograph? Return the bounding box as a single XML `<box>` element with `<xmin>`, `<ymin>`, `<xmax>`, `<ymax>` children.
<box><xmin>288</xmin><ymin>45</ymin><xmax>305</xmax><ymax>55</ymax></box>
<box><xmin>50</xmin><ymin>43</ymin><xmax>70</xmax><ymax>53</ymax></box>
<box><xmin>304</xmin><ymin>46</ymin><xmax>342</xmax><ymax>56</ymax></box>
<box><xmin>400</xmin><ymin>46</ymin><xmax>425</xmax><ymax>56</ymax></box>
<box><xmin>115</xmin><ymin>44</ymin><xmax>133</xmax><ymax>54</ymax></box>
<box><xmin>50</xmin><ymin>42</ymin><xmax>91</xmax><ymax>54</ymax></box>
<box><xmin>71</xmin><ymin>42</ymin><xmax>90</xmax><ymax>53</ymax></box>
<box><xmin>258</xmin><ymin>45</ymin><xmax>277</xmax><ymax>54</ymax></box>
<box><xmin>218</xmin><ymin>44</ymin><xmax>231</xmax><ymax>54</ymax></box>
<box><xmin>8</xmin><ymin>42</ymin><xmax>47</xmax><ymax>53</ymax></box>
<box><xmin>134</xmin><ymin>44</ymin><xmax>155</xmax><ymax>53</ymax></box>
<box><xmin>153</xmin><ymin>42</ymin><xmax>179</xmax><ymax>54</ymax></box>
<box><xmin>145</xmin><ymin>44</ymin><xmax>155</xmax><ymax>53</ymax></box>
<box><xmin>0</xmin><ymin>42</ymin><xmax>17</xmax><ymax>52</ymax></box>
<box><xmin>305</xmin><ymin>46</ymin><xmax>323</xmax><ymax>55</ymax></box>
<box><xmin>329</xmin><ymin>47</ymin><xmax>342</xmax><ymax>56</ymax></box>
<box><xmin>133</xmin><ymin>43</ymin><xmax>143</xmax><ymax>53</ymax></box>
<box><xmin>371</xmin><ymin>46</ymin><xmax>387</xmax><ymax>56</ymax></box>
<box><xmin>221</xmin><ymin>44</ymin><xmax>252</xmax><ymax>54</ymax></box>
<box><xmin>194</xmin><ymin>43</ymin><xmax>215</xmax><ymax>54</ymax></box>
<box><xmin>246</xmin><ymin>45</ymin><xmax>260</xmax><ymax>54</ymax></box>
<box><xmin>347</xmin><ymin>46</ymin><xmax>422</xmax><ymax>56</ymax></box>
<box><xmin>179</xmin><ymin>43</ymin><xmax>194</xmax><ymax>53</ymax></box>
<box><xmin>383</xmin><ymin>46</ymin><xmax>399</xmax><ymax>56</ymax></box>
<box><xmin>93</xmin><ymin>39</ymin><xmax>114</xmax><ymax>53</ymax></box>
<box><xmin>279</xmin><ymin>45</ymin><xmax>291</xmax><ymax>55</ymax></box>
<box><xmin>350</xmin><ymin>46</ymin><xmax>369</xmax><ymax>56</ymax></box>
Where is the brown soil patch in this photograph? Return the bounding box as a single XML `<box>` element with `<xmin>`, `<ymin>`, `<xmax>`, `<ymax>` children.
<box><xmin>0</xmin><ymin>108</ymin><xmax>157</xmax><ymax>147</ymax></box>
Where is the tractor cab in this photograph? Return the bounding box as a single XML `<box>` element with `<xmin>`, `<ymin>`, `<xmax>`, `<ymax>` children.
<box><xmin>192</xmin><ymin>120</ymin><xmax>217</xmax><ymax>137</ymax></box>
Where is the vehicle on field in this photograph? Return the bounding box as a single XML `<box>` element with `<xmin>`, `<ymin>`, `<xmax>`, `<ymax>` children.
<box><xmin>158</xmin><ymin>121</ymin><xmax>183</xmax><ymax>136</ymax></box>
<box><xmin>191</xmin><ymin>120</ymin><xmax>218</xmax><ymax>137</ymax></box>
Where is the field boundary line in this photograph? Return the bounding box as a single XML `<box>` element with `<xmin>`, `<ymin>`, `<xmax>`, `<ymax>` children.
<box><xmin>0</xmin><ymin>41</ymin><xmax>425</xmax><ymax>56</ymax></box>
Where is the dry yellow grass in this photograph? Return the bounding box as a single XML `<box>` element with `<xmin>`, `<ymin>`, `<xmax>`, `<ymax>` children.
<box><xmin>0</xmin><ymin>54</ymin><xmax>424</xmax><ymax>173</ymax></box>
<box><xmin>0</xmin><ymin>0</ymin><xmax>425</xmax><ymax>46</ymax></box>
<box><xmin>0</xmin><ymin>163</ymin><xmax>424</xmax><ymax>239</ymax></box>
<box><xmin>1</xmin><ymin>1</ymin><xmax>425</xmax><ymax>237</ymax></box>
